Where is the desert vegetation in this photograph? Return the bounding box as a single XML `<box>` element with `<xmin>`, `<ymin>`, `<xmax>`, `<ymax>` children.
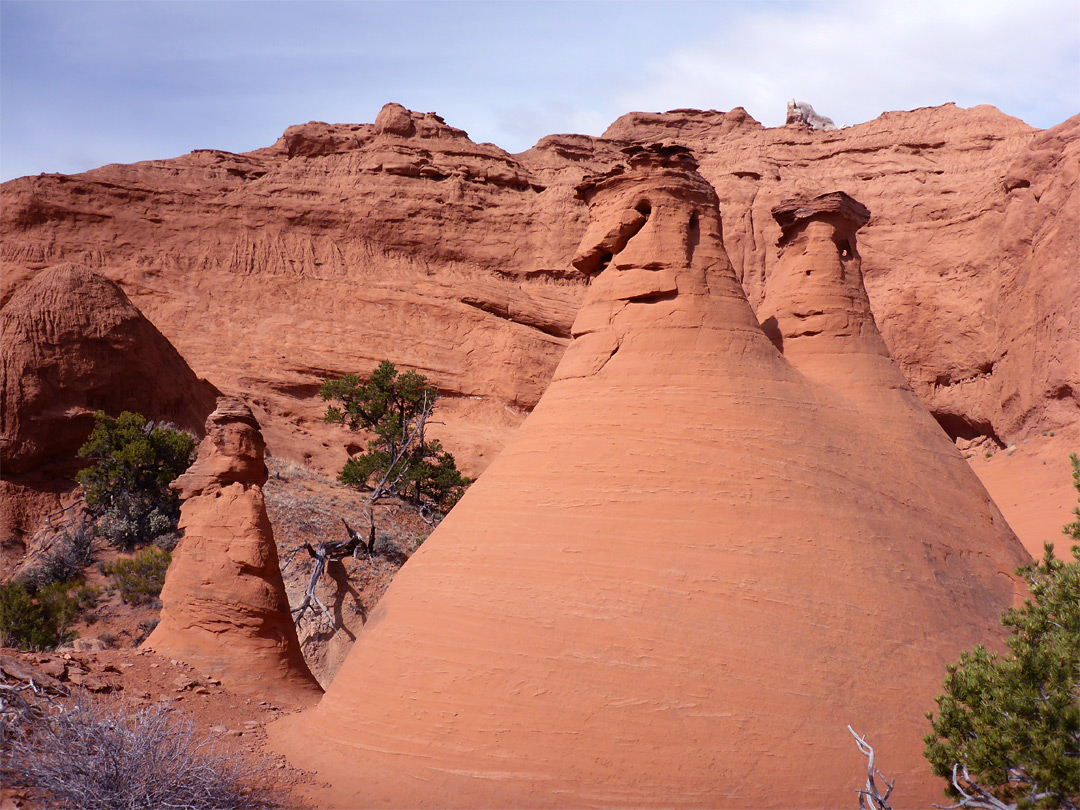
<box><xmin>0</xmin><ymin>519</ymin><xmax>99</xmax><ymax>650</ymax></box>
<box><xmin>99</xmin><ymin>546</ymin><xmax>171</xmax><ymax>606</ymax></box>
<box><xmin>321</xmin><ymin>361</ymin><xmax>470</xmax><ymax>512</ymax></box>
<box><xmin>1</xmin><ymin>690</ymin><xmax>276</xmax><ymax>810</ymax></box>
<box><xmin>279</xmin><ymin>363</ymin><xmax>470</xmax><ymax>630</ymax></box>
<box><xmin>921</xmin><ymin>454</ymin><xmax>1080</xmax><ymax>810</ymax></box>
<box><xmin>77</xmin><ymin>411</ymin><xmax>195</xmax><ymax>552</ymax></box>
<box><xmin>0</xmin><ymin>412</ymin><xmax>194</xmax><ymax>651</ymax></box>
<box><xmin>850</xmin><ymin>456</ymin><xmax>1080</xmax><ymax>810</ymax></box>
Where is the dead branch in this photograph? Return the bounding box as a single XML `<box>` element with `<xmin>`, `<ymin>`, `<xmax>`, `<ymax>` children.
<box><xmin>290</xmin><ymin>392</ymin><xmax>437</xmax><ymax>630</ymax></box>
<box><xmin>848</xmin><ymin>726</ymin><xmax>895</xmax><ymax>810</ymax></box>
<box><xmin>45</xmin><ymin>497</ymin><xmax>87</xmax><ymax>530</ymax></box>
<box><xmin>932</xmin><ymin>764</ymin><xmax>1017</xmax><ymax>810</ymax></box>
<box><xmin>290</xmin><ymin>518</ymin><xmax>384</xmax><ymax>627</ymax></box>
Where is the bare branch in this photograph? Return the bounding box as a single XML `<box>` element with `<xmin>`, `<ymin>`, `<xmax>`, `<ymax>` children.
<box><xmin>848</xmin><ymin>726</ymin><xmax>895</xmax><ymax>810</ymax></box>
<box><xmin>932</xmin><ymin>764</ymin><xmax>1016</xmax><ymax>810</ymax></box>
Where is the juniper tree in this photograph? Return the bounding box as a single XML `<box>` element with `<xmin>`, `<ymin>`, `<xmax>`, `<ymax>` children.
<box><xmin>320</xmin><ymin>361</ymin><xmax>469</xmax><ymax>510</ymax></box>
<box><xmin>923</xmin><ymin>454</ymin><xmax>1080</xmax><ymax>810</ymax></box>
<box><xmin>76</xmin><ymin>411</ymin><xmax>195</xmax><ymax>550</ymax></box>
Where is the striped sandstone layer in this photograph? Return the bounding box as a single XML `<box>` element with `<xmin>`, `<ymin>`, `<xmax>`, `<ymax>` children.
<box><xmin>270</xmin><ymin>147</ymin><xmax>1029</xmax><ymax>808</ymax></box>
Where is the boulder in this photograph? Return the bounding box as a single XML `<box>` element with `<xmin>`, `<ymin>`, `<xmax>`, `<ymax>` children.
<box><xmin>0</xmin><ymin>263</ymin><xmax>218</xmax><ymax>477</ymax></box>
<box><xmin>785</xmin><ymin>98</ymin><xmax>838</xmax><ymax>130</ymax></box>
<box><xmin>0</xmin><ymin>263</ymin><xmax>219</xmax><ymax>569</ymax></box>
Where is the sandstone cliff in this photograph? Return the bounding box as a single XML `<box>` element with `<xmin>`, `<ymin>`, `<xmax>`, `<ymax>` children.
<box><xmin>144</xmin><ymin>398</ymin><xmax>321</xmax><ymax>706</ymax></box>
<box><xmin>606</xmin><ymin>105</ymin><xmax>1079</xmax><ymax>451</ymax></box>
<box><xmin>1</xmin><ymin>104</ymin><xmax>1074</xmax><ymax>491</ymax></box>
<box><xmin>268</xmin><ymin>147</ymin><xmax>1030</xmax><ymax>808</ymax></box>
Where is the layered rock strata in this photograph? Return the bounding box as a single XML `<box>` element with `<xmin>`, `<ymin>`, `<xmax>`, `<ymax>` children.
<box><xmin>269</xmin><ymin>147</ymin><xmax>1029</xmax><ymax>808</ymax></box>
<box><xmin>1</xmin><ymin>105</ymin><xmax>1074</xmax><ymax>489</ymax></box>
<box><xmin>144</xmin><ymin>398</ymin><xmax>321</xmax><ymax>706</ymax></box>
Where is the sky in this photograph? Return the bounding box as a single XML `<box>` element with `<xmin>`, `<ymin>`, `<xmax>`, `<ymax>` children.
<box><xmin>2</xmin><ymin>0</ymin><xmax>1078</xmax><ymax>182</ymax></box>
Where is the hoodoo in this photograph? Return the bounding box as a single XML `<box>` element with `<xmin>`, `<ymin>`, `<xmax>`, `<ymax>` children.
<box><xmin>144</xmin><ymin>398</ymin><xmax>321</xmax><ymax>706</ymax></box>
<box><xmin>270</xmin><ymin>146</ymin><xmax>1029</xmax><ymax>807</ymax></box>
<box><xmin>759</xmin><ymin>191</ymin><xmax>923</xmax><ymax>399</ymax></box>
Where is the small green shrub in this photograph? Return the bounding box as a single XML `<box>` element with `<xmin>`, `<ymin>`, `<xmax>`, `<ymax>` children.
<box><xmin>0</xmin><ymin>580</ymin><xmax>79</xmax><ymax>651</ymax></box>
<box><xmin>77</xmin><ymin>411</ymin><xmax>195</xmax><ymax>550</ymax></box>
<box><xmin>102</xmin><ymin>547</ymin><xmax>171</xmax><ymax>605</ymax></box>
<box><xmin>70</xmin><ymin>583</ymin><xmax>101</xmax><ymax>612</ymax></box>
<box><xmin>19</xmin><ymin>522</ymin><xmax>95</xmax><ymax>592</ymax></box>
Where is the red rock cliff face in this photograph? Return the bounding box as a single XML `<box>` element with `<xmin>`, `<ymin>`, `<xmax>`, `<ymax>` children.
<box><xmin>267</xmin><ymin>147</ymin><xmax>1029</xmax><ymax>809</ymax></box>
<box><xmin>1</xmin><ymin>103</ymin><xmax>1074</xmax><ymax>479</ymax></box>
<box><xmin>605</xmin><ymin>105</ymin><xmax>1078</xmax><ymax>446</ymax></box>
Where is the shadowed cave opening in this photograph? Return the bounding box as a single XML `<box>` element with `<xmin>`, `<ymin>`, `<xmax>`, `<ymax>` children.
<box><xmin>932</xmin><ymin>411</ymin><xmax>1003</xmax><ymax>447</ymax></box>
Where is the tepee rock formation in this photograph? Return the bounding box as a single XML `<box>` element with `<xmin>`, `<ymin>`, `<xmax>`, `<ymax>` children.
<box><xmin>270</xmin><ymin>146</ymin><xmax>1030</xmax><ymax>808</ymax></box>
<box><xmin>144</xmin><ymin>398</ymin><xmax>321</xmax><ymax>706</ymax></box>
<box><xmin>0</xmin><ymin>263</ymin><xmax>219</xmax><ymax>568</ymax></box>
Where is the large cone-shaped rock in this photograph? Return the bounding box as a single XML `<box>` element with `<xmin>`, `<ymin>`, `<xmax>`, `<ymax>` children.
<box><xmin>270</xmin><ymin>146</ymin><xmax>1029</xmax><ymax>807</ymax></box>
<box><xmin>0</xmin><ymin>263</ymin><xmax>218</xmax><ymax>476</ymax></box>
<box><xmin>0</xmin><ymin>263</ymin><xmax>219</xmax><ymax>569</ymax></box>
<box><xmin>145</xmin><ymin>398</ymin><xmax>321</xmax><ymax>706</ymax></box>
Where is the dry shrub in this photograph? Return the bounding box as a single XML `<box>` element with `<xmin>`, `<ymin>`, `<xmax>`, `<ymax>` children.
<box><xmin>3</xmin><ymin>693</ymin><xmax>276</xmax><ymax>810</ymax></box>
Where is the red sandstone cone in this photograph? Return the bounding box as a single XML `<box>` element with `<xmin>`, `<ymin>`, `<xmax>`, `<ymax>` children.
<box><xmin>269</xmin><ymin>147</ymin><xmax>1029</xmax><ymax>807</ymax></box>
<box><xmin>0</xmin><ymin>262</ymin><xmax>220</xmax><ymax>559</ymax></box>
<box><xmin>144</xmin><ymin>398</ymin><xmax>321</xmax><ymax>706</ymax></box>
<box><xmin>0</xmin><ymin>263</ymin><xmax>219</xmax><ymax>475</ymax></box>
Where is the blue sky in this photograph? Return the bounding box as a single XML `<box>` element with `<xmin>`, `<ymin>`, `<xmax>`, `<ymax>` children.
<box><xmin>2</xmin><ymin>0</ymin><xmax>1078</xmax><ymax>181</ymax></box>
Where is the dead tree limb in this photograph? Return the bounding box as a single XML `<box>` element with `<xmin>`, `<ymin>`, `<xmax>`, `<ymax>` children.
<box><xmin>848</xmin><ymin>726</ymin><xmax>895</xmax><ymax>810</ymax></box>
<box><xmin>289</xmin><ymin>392</ymin><xmax>437</xmax><ymax>630</ymax></box>
<box><xmin>932</xmin><ymin>764</ymin><xmax>1018</xmax><ymax>810</ymax></box>
<box><xmin>289</xmin><ymin>519</ymin><xmax>378</xmax><ymax>627</ymax></box>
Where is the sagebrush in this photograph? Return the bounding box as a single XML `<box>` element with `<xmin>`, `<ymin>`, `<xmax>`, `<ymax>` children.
<box><xmin>2</xmin><ymin>693</ymin><xmax>276</xmax><ymax>810</ymax></box>
<box><xmin>101</xmin><ymin>546</ymin><xmax>171</xmax><ymax>605</ymax></box>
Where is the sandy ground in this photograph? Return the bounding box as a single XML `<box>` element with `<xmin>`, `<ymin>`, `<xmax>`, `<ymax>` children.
<box><xmin>0</xmin><ymin>647</ymin><xmax>319</xmax><ymax>810</ymax></box>
<box><xmin>967</xmin><ymin>428</ymin><xmax>1079</xmax><ymax>559</ymax></box>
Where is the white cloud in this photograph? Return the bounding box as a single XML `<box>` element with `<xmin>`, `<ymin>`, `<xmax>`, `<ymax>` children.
<box><xmin>3</xmin><ymin>0</ymin><xmax>1077</xmax><ymax>180</ymax></box>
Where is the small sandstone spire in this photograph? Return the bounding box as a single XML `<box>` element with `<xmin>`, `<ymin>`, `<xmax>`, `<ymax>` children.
<box><xmin>758</xmin><ymin>192</ymin><xmax>919</xmax><ymax>399</ymax></box>
<box><xmin>144</xmin><ymin>397</ymin><xmax>321</xmax><ymax>706</ymax></box>
<box><xmin>759</xmin><ymin>192</ymin><xmax>880</xmax><ymax>352</ymax></box>
<box><xmin>759</xmin><ymin>191</ymin><xmax>983</xmax><ymax>467</ymax></box>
